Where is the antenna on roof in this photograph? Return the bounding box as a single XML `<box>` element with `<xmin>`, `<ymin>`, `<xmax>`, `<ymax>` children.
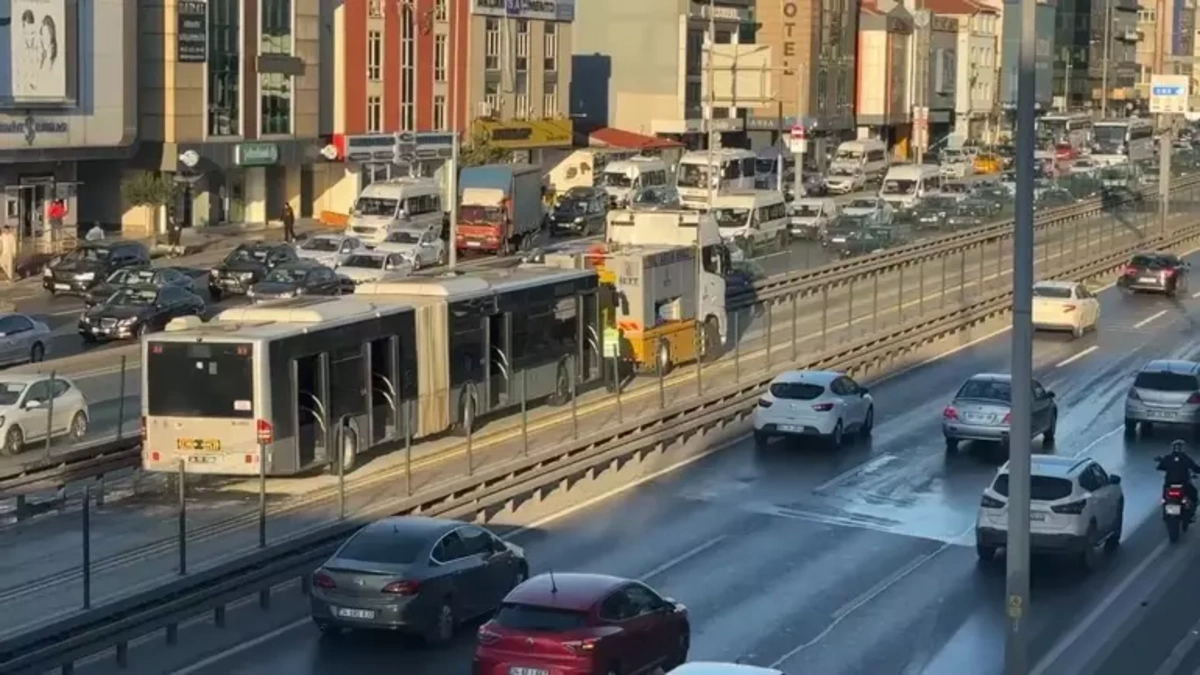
<box><xmin>549</xmin><ymin>568</ymin><xmax>558</xmax><ymax>594</ymax></box>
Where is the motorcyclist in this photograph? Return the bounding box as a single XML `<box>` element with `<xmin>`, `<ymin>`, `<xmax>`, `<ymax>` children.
<box><xmin>1157</xmin><ymin>439</ymin><xmax>1200</xmax><ymax>519</ymax></box>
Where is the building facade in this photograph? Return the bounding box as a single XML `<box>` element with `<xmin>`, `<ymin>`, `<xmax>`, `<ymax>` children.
<box><xmin>130</xmin><ymin>0</ymin><xmax>324</xmax><ymax>233</ymax></box>
<box><xmin>1136</xmin><ymin>0</ymin><xmax>1196</xmax><ymax>108</ymax></box>
<box><xmin>0</xmin><ymin>0</ymin><xmax>138</xmax><ymax>238</ymax></box>
<box><xmin>943</xmin><ymin>1</ymin><xmax>999</xmax><ymax>139</ymax></box>
<box><xmin>857</xmin><ymin>0</ymin><xmax>914</xmax><ymax>153</ymax></box>
<box><xmin>1053</xmin><ymin>0</ymin><xmax>1139</xmax><ymax>113</ymax></box>
<box><xmin>1000</xmin><ymin>0</ymin><xmax>1056</xmax><ymax>112</ymax></box>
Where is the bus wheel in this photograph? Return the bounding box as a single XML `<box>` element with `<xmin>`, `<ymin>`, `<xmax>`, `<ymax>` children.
<box><xmin>453</xmin><ymin>384</ymin><xmax>479</xmax><ymax>436</ymax></box>
<box><xmin>700</xmin><ymin>317</ymin><xmax>723</xmax><ymax>363</ymax></box>
<box><xmin>338</xmin><ymin>424</ymin><xmax>358</xmax><ymax>473</ymax></box>
<box><xmin>655</xmin><ymin>339</ymin><xmax>673</xmax><ymax>377</ymax></box>
<box><xmin>549</xmin><ymin>360</ymin><xmax>571</xmax><ymax>406</ymax></box>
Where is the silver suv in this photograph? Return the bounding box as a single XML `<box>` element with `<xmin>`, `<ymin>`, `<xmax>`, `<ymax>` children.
<box><xmin>1125</xmin><ymin>360</ymin><xmax>1200</xmax><ymax>438</ymax></box>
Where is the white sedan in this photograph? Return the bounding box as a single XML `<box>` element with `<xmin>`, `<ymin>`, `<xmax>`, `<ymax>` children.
<box><xmin>1032</xmin><ymin>280</ymin><xmax>1100</xmax><ymax>338</ymax></box>
<box><xmin>753</xmin><ymin>370</ymin><xmax>874</xmax><ymax>449</ymax></box>
<box><xmin>841</xmin><ymin>197</ymin><xmax>893</xmax><ymax>225</ymax></box>
<box><xmin>295</xmin><ymin>233</ymin><xmax>365</xmax><ymax>268</ymax></box>
<box><xmin>0</xmin><ymin>374</ymin><xmax>90</xmax><ymax>455</ymax></box>
<box><xmin>376</xmin><ymin>228</ymin><xmax>447</xmax><ymax>270</ymax></box>
<box><xmin>336</xmin><ymin>251</ymin><xmax>414</xmax><ymax>286</ymax></box>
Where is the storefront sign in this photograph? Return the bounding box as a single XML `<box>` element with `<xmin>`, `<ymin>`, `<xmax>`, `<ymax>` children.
<box><xmin>235</xmin><ymin>142</ymin><xmax>279</xmax><ymax>166</ymax></box>
<box><xmin>177</xmin><ymin>1</ymin><xmax>209</xmax><ymax>63</ymax></box>
<box><xmin>780</xmin><ymin>0</ymin><xmax>799</xmax><ymax>74</ymax></box>
<box><xmin>470</xmin><ymin>0</ymin><xmax>574</xmax><ymax>22</ymax></box>
<box><xmin>472</xmin><ymin>119</ymin><xmax>573</xmax><ymax>150</ymax></box>
<box><xmin>0</xmin><ymin>115</ymin><xmax>68</xmax><ymax>146</ymax></box>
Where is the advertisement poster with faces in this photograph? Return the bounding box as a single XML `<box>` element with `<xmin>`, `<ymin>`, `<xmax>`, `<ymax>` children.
<box><xmin>11</xmin><ymin>0</ymin><xmax>67</xmax><ymax>101</ymax></box>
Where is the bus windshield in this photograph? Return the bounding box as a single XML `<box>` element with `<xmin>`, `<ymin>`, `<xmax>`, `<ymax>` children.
<box><xmin>1093</xmin><ymin>125</ymin><xmax>1127</xmax><ymax>151</ymax></box>
<box><xmin>1037</xmin><ymin>119</ymin><xmax>1066</xmax><ymax>146</ymax></box>
<box><xmin>676</xmin><ymin>163</ymin><xmax>711</xmax><ymax>188</ymax></box>
<box><xmin>147</xmin><ymin>342</ymin><xmax>255</xmax><ymax>418</ymax></box>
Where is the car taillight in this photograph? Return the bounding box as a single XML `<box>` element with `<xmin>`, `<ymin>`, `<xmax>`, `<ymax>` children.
<box><xmin>1188</xmin><ymin>392</ymin><xmax>1200</xmax><ymax>404</ymax></box>
<box><xmin>981</xmin><ymin>494</ymin><xmax>1005</xmax><ymax>508</ymax></box>
<box><xmin>563</xmin><ymin>638</ymin><xmax>600</xmax><ymax>655</ymax></box>
<box><xmin>1051</xmin><ymin>499</ymin><xmax>1087</xmax><ymax>515</ymax></box>
<box><xmin>758</xmin><ymin>399</ymin><xmax>774</xmax><ymax>408</ymax></box>
<box><xmin>1128</xmin><ymin>387</ymin><xmax>1141</xmax><ymax>401</ymax></box>
<box><xmin>1166</xmin><ymin>268</ymin><xmax>1178</xmax><ymax>277</ymax></box>
<box><xmin>812</xmin><ymin>402</ymin><xmax>835</xmax><ymax>412</ymax></box>
<box><xmin>382</xmin><ymin>580</ymin><xmax>420</xmax><ymax>595</ymax></box>
<box><xmin>1124</xmin><ymin>265</ymin><xmax>1139</xmax><ymax>276</ymax></box>
<box><xmin>943</xmin><ymin>406</ymin><xmax>958</xmax><ymax>420</ymax></box>
<box><xmin>1062</xmin><ymin>304</ymin><xmax>1076</xmax><ymax>313</ymax></box>
<box><xmin>1003</xmin><ymin>412</ymin><xmax>1012</xmax><ymax>424</ymax></box>
<box><xmin>312</xmin><ymin>572</ymin><xmax>337</xmax><ymax>589</ymax></box>
<box><xmin>477</xmin><ymin>627</ymin><xmax>501</xmax><ymax>644</ymax></box>
<box><xmin>1167</xmin><ymin>487</ymin><xmax>1185</xmax><ymax>499</ymax></box>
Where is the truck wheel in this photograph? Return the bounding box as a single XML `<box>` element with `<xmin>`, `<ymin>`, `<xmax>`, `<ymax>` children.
<box><xmin>700</xmin><ymin>317</ymin><xmax>722</xmax><ymax>363</ymax></box>
<box><xmin>654</xmin><ymin>339</ymin><xmax>673</xmax><ymax>376</ymax></box>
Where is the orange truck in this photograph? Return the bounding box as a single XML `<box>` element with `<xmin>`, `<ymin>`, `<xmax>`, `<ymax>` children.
<box><xmin>456</xmin><ymin>164</ymin><xmax>544</xmax><ymax>256</ymax></box>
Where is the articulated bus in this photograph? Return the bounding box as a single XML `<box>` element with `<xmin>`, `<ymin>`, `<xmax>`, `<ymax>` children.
<box><xmin>142</xmin><ymin>267</ymin><xmax>601</xmax><ymax>476</ymax></box>
<box><xmin>1036</xmin><ymin>112</ymin><xmax>1094</xmax><ymax>152</ymax></box>
<box><xmin>1091</xmin><ymin>117</ymin><xmax>1155</xmax><ymax>165</ymax></box>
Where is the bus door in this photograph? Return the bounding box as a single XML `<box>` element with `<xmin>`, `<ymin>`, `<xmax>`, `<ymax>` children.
<box><xmin>581</xmin><ymin>290</ymin><xmax>601</xmax><ymax>382</ymax></box>
<box><xmin>292</xmin><ymin>353</ymin><xmax>330</xmax><ymax>467</ymax></box>
<box><xmin>485</xmin><ymin>312</ymin><xmax>512</xmax><ymax>410</ymax></box>
<box><xmin>367</xmin><ymin>336</ymin><xmax>400</xmax><ymax>445</ymax></box>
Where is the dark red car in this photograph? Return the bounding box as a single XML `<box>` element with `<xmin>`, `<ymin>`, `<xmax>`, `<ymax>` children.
<box><xmin>473</xmin><ymin>572</ymin><xmax>690</xmax><ymax>675</ymax></box>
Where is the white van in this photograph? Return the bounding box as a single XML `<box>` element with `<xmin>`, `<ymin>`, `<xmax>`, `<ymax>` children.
<box><xmin>346</xmin><ymin>177</ymin><xmax>444</xmax><ymax>246</ymax></box>
<box><xmin>831</xmin><ymin>139</ymin><xmax>890</xmax><ymax>181</ymax></box>
<box><xmin>879</xmin><ymin>164</ymin><xmax>942</xmax><ymax>209</ymax></box>
<box><xmin>711</xmin><ymin>190</ymin><xmax>790</xmax><ymax>255</ymax></box>
<box><xmin>601</xmin><ymin>157</ymin><xmax>671</xmax><ymax>207</ymax></box>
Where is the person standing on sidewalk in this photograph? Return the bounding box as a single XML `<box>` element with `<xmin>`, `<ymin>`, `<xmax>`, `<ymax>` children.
<box><xmin>0</xmin><ymin>226</ymin><xmax>17</xmax><ymax>282</ymax></box>
<box><xmin>282</xmin><ymin>203</ymin><xmax>296</xmax><ymax>242</ymax></box>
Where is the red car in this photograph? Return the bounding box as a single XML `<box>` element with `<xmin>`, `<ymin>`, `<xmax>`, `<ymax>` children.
<box><xmin>473</xmin><ymin>572</ymin><xmax>690</xmax><ymax>675</ymax></box>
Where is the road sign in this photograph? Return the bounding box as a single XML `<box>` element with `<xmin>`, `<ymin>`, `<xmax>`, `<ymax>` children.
<box><xmin>790</xmin><ymin>124</ymin><xmax>807</xmax><ymax>140</ymax></box>
<box><xmin>390</xmin><ymin>131</ymin><xmax>456</xmax><ymax>164</ymax></box>
<box><xmin>1150</xmin><ymin>74</ymin><xmax>1191</xmax><ymax>114</ymax></box>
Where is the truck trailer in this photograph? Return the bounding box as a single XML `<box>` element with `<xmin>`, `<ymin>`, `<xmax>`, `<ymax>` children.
<box><xmin>456</xmin><ymin>164</ymin><xmax>544</xmax><ymax>255</ymax></box>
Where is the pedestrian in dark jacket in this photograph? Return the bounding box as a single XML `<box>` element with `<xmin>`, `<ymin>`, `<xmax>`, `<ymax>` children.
<box><xmin>282</xmin><ymin>203</ymin><xmax>296</xmax><ymax>242</ymax></box>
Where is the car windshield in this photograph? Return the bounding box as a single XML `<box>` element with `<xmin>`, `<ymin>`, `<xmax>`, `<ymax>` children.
<box><xmin>493</xmin><ymin>603</ymin><xmax>590</xmax><ymax>631</ymax></box>
<box><xmin>62</xmin><ymin>247</ymin><xmax>110</xmax><ymax>263</ymax></box>
<box><xmin>992</xmin><ymin>474</ymin><xmax>1074</xmax><ymax>501</ymax></box>
<box><xmin>0</xmin><ymin>382</ymin><xmax>26</xmax><ymax>406</ymax></box>
<box><xmin>1033</xmin><ymin>285</ymin><xmax>1073</xmax><ymax>299</ymax></box>
<box><xmin>769</xmin><ymin>382</ymin><xmax>825</xmax><ymax>400</ymax></box>
<box><xmin>343</xmin><ymin>254</ymin><xmax>385</xmax><ymax>269</ymax></box>
<box><xmin>832</xmin><ymin>214</ymin><xmax>870</xmax><ymax>229</ymax></box>
<box><xmin>556</xmin><ymin>200</ymin><xmax>588</xmax><ymax>214</ymax></box>
<box><xmin>957</xmin><ymin>379</ymin><xmax>1011</xmax><ymax>401</ymax></box>
<box><xmin>791</xmin><ymin>204</ymin><xmax>822</xmax><ymax>217</ymax></box>
<box><xmin>226</xmin><ymin>246</ymin><xmax>270</xmax><ymax>263</ymax></box>
<box><xmin>603</xmin><ymin>172</ymin><xmax>633</xmax><ymax>188</ymax></box>
<box><xmin>712</xmin><ymin>208</ymin><xmax>751</xmax><ymax>228</ymax></box>
<box><xmin>882</xmin><ymin>179</ymin><xmax>916</xmax><ymax>195</ymax></box>
<box><xmin>1134</xmin><ymin>371</ymin><xmax>1200</xmax><ymax>392</ymax></box>
<box><xmin>263</xmin><ymin>268</ymin><xmax>309</xmax><ymax>284</ymax></box>
<box><xmin>944</xmin><ymin>183</ymin><xmax>970</xmax><ymax>193</ymax></box>
<box><xmin>847</xmin><ymin>199</ymin><xmax>877</xmax><ymax>209</ymax></box>
<box><xmin>830</xmin><ymin>167</ymin><xmax>857</xmax><ymax>177</ymax></box>
<box><xmin>109</xmin><ymin>288</ymin><xmax>158</xmax><ymax>306</ymax></box>
<box><xmin>337</xmin><ymin>527</ymin><xmax>428</xmax><ymax>565</ymax></box>
<box><xmin>300</xmin><ymin>238</ymin><xmax>340</xmax><ymax>252</ymax></box>
<box><xmin>385</xmin><ymin>231</ymin><xmax>422</xmax><ymax>245</ymax></box>
<box><xmin>110</xmin><ymin>268</ymin><xmax>155</xmax><ymax>284</ymax></box>
<box><xmin>354</xmin><ymin>197</ymin><xmax>398</xmax><ymax>217</ymax></box>
<box><xmin>942</xmin><ymin>150</ymin><xmax>966</xmax><ymax>162</ymax></box>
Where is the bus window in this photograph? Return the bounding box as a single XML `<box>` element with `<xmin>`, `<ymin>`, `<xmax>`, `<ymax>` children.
<box><xmin>147</xmin><ymin>342</ymin><xmax>254</xmax><ymax>419</ymax></box>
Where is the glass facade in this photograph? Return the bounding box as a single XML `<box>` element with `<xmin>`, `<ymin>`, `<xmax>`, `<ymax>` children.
<box><xmin>207</xmin><ymin>0</ymin><xmax>240</xmax><ymax>136</ymax></box>
<box><xmin>261</xmin><ymin>0</ymin><xmax>292</xmax><ymax>135</ymax></box>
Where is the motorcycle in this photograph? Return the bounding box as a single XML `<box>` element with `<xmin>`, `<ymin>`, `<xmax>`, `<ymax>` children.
<box><xmin>1161</xmin><ymin>482</ymin><xmax>1194</xmax><ymax>543</ymax></box>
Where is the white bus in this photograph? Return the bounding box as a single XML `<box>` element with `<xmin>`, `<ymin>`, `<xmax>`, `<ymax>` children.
<box><xmin>675</xmin><ymin>149</ymin><xmax>757</xmax><ymax>210</ymax></box>
<box><xmin>142</xmin><ymin>268</ymin><xmax>602</xmax><ymax>476</ymax></box>
<box><xmin>1091</xmin><ymin>117</ymin><xmax>1154</xmax><ymax>165</ymax></box>
<box><xmin>1035</xmin><ymin>112</ymin><xmax>1094</xmax><ymax>152</ymax></box>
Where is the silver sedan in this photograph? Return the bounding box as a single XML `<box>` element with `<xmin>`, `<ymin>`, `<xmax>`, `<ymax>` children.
<box><xmin>942</xmin><ymin>373</ymin><xmax>1058</xmax><ymax>454</ymax></box>
<box><xmin>0</xmin><ymin>313</ymin><xmax>51</xmax><ymax>366</ymax></box>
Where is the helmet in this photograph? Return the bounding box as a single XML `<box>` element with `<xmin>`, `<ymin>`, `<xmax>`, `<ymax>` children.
<box><xmin>1172</xmin><ymin>439</ymin><xmax>1188</xmax><ymax>453</ymax></box>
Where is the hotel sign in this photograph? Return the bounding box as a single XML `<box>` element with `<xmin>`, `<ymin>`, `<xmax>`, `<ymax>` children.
<box><xmin>470</xmin><ymin>0</ymin><xmax>575</xmax><ymax>21</ymax></box>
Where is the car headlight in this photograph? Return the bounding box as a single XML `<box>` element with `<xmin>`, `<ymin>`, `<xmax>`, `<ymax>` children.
<box><xmin>118</xmin><ymin>317</ymin><xmax>138</xmax><ymax>327</ymax></box>
<box><xmin>237</xmin><ymin>271</ymin><xmax>255</xmax><ymax>280</ymax></box>
<box><xmin>75</xmin><ymin>272</ymin><xmax>95</xmax><ymax>281</ymax></box>
<box><xmin>43</xmin><ymin>267</ymin><xmax>52</xmax><ymax>277</ymax></box>
<box><xmin>210</xmin><ymin>268</ymin><xmax>221</xmax><ymax>277</ymax></box>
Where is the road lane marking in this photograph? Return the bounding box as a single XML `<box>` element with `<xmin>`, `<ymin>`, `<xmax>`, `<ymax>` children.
<box><xmin>1055</xmin><ymin>345</ymin><xmax>1098</xmax><ymax>368</ymax></box>
<box><xmin>814</xmin><ymin>453</ymin><xmax>899</xmax><ymax>493</ymax></box>
<box><xmin>167</xmin><ymin>616</ymin><xmax>312</xmax><ymax>675</ymax></box>
<box><xmin>1030</xmin><ymin>540</ymin><xmax>1170</xmax><ymax>675</ymax></box>
<box><xmin>1134</xmin><ymin>309</ymin><xmax>1168</xmax><ymax>329</ymax></box>
<box><xmin>639</xmin><ymin>535</ymin><xmax>727</xmax><ymax>581</ymax></box>
<box><xmin>1071</xmin><ymin>426</ymin><xmax>1125</xmax><ymax>459</ymax></box>
<box><xmin>1151</xmin><ymin>613</ymin><xmax>1200</xmax><ymax>675</ymax></box>
<box><xmin>1192</xmin><ymin>290</ymin><xmax>1200</xmax><ymax>298</ymax></box>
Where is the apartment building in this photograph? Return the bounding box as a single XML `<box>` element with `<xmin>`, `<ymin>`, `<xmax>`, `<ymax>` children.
<box><xmin>856</xmin><ymin>0</ymin><xmax>915</xmax><ymax>153</ymax></box>
<box><xmin>129</xmin><ymin>0</ymin><xmax>323</xmax><ymax>232</ymax></box>
<box><xmin>921</xmin><ymin>0</ymin><xmax>999</xmax><ymax>140</ymax></box>
<box><xmin>1136</xmin><ymin>0</ymin><xmax>1196</xmax><ymax>108</ymax></box>
<box><xmin>1053</xmin><ymin>0</ymin><xmax>1139</xmax><ymax>112</ymax></box>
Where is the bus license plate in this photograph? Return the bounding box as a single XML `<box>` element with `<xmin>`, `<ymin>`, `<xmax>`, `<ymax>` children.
<box><xmin>177</xmin><ymin>438</ymin><xmax>220</xmax><ymax>451</ymax></box>
<box><xmin>509</xmin><ymin>668</ymin><xmax>549</xmax><ymax>675</ymax></box>
<box><xmin>187</xmin><ymin>455</ymin><xmax>218</xmax><ymax>464</ymax></box>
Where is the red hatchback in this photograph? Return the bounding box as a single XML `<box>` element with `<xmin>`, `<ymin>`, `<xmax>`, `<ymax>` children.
<box><xmin>473</xmin><ymin>572</ymin><xmax>690</xmax><ymax>675</ymax></box>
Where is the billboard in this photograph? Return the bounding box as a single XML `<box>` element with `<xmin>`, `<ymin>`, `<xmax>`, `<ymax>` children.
<box><xmin>470</xmin><ymin>0</ymin><xmax>574</xmax><ymax>22</ymax></box>
<box><xmin>10</xmin><ymin>0</ymin><xmax>68</xmax><ymax>102</ymax></box>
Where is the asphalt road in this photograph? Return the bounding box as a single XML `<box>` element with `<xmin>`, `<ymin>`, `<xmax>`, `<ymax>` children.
<box><xmin>57</xmin><ymin>238</ymin><xmax>1200</xmax><ymax>675</ymax></box>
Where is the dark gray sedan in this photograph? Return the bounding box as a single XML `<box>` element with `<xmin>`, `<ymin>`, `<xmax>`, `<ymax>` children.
<box><xmin>310</xmin><ymin>516</ymin><xmax>528</xmax><ymax>644</ymax></box>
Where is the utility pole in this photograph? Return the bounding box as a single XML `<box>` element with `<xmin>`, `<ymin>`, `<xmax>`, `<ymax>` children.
<box><xmin>447</xmin><ymin>0</ymin><xmax>459</xmax><ymax>271</ymax></box>
<box><xmin>706</xmin><ymin>0</ymin><xmax>716</xmax><ymax>212</ymax></box>
<box><xmin>1005</xmin><ymin>0</ymin><xmax>1036</xmax><ymax>671</ymax></box>
<box><xmin>1101</xmin><ymin>0</ymin><xmax>1113</xmax><ymax>116</ymax></box>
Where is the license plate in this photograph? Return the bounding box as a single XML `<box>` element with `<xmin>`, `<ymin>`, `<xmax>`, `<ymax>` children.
<box><xmin>187</xmin><ymin>455</ymin><xmax>218</xmax><ymax>464</ymax></box>
<box><xmin>1146</xmin><ymin>411</ymin><xmax>1176</xmax><ymax>420</ymax></box>
<box><xmin>466</xmin><ymin>241</ymin><xmax>481</xmax><ymax>248</ymax></box>
<box><xmin>335</xmin><ymin>607</ymin><xmax>376</xmax><ymax>619</ymax></box>
<box><xmin>177</xmin><ymin>438</ymin><xmax>220</xmax><ymax>451</ymax></box>
<box><xmin>54</xmin><ymin>283</ymin><xmax>70</xmax><ymax>290</ymax></box>
<box><xmin>509</xmin><ymin>668</ymin><xmax>549</xmax><ymax>675</ymax></box>
<box><xmin>1167</xmin><ymin>504</ymin><xmax>1183</xmax><ymax>515</ymax></box>
<box><xmin>964</xmin><ymin>413</ymin><xmax>992</xmax><ymax>423</ymax></box>
<box><xmin>1140</xmin><ymin>277</ymin><xmax>1158</xmax><ymax>283</ymax></box>
<box><xmin>778</xmin><ymin>424</ymin><xmax>805</xmax><ymax>433</ymax></box>
<box><xmin>1030</xmin><ymin>512</ymin><xmax>1046</xmax><ymax>521</ymax></box>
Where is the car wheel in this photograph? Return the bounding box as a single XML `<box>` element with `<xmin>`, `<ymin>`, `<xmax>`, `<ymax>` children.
<box><xmin>753</xmin><ymin>430</ymin><xmax>769</xmax><ymax>450</ymax></box>
<box><xmin>1043</xmin><ymin>413</ymin><xmax>1057</xmax><ymax>446</ymax></box>
<box><xmin>425</xmin><ymin>600</ymin><xmax>455</xmax><ymax>645</ymax></box>
<box><xmin>945</xmin><ymin>437</ymin><xmax>958</xmax><ymax>454</ymax></box>
<box><xmin>1106</xmin><ymin>506</ymin><xmax>1124</xmax><ymax>553</ymax></box>
<box><xmin>1124</xmin><ymin>418</ymin><xmax>1137</xmax><ymax>439</ymax></box>
<box><xmin>453</xmin><ymin>384</ymin><xmax>478</xmax><ymax>436</ymax></box>
<box><xmin>1078</xmin><ymin>521</ymin><xmax>1100</xmax><ymax>571</ymax></box>
<box><xmin>2</xmin><ymin>426</ymin><xmax>23</xmax><ymax>456</ymax></box>
<box><xmin>860</xmin><ymin>406</ymin><xmax>874</xmax><ymax>437</ymax></box>
<box><xmin>976</xmin><ymin>543</ymin><xmax>998</xmax><ymax>563</ymax></box>
<box><xmin>69</xmin><ymin>412</ymin><xmax>88</xmax><ymax>441</ymax></box>
<box><xmin>29</xmin><ymin>342</ymin><xmax>44</xmax><ymax>363</ymax></box>
<box><xmin>827</xmin><ymin>420</ymin><xmax>844</xmax><ymax>449</ymax></box>
<box><xmin>1072</xmin><ymin>323</ymin><xmax>1084</xmax><ymax>339</ymax></box>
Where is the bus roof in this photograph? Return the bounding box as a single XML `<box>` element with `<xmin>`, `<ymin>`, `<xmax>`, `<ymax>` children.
<box><xmin>679</xmin><ymin>148</ymin><xmax>755</xmax><ymax>163</ymax></box>
<box><xmin>354</xmin><ymin>267</ymin><xmax>595</xmax><ymax>305</ymax></box>
<box><xmin>712</xmin><ymin>190</ymin><xmax>786</xmax><ymax>208</ymax></box>
<box><xmin>159</xmin><ymin>297</ymin><xmax>415</xmax><ymax>341</ymax></box>
<box><xmin>1095</xmin><ymin>117</ymin><xmax>1152</xmax><ymax>127</ymax></box>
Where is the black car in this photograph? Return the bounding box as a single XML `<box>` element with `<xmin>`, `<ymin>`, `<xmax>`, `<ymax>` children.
<box><xmin>79</xmin><ymin>285</ymin><xmax>205</xmax><ymax>342</ymax></box>
<box><xmin>830</xmin><ymin>227</ymin><xmax>903</xmax><ymax>258</ymax></box>
<box><xmin>209</xmin><ymin>242</ymin><xmax>298</xmax><ymax>299</ymax></box>
<box><xmin>821</xmin><ymin>214</ymin><xmax>873</xmax><ymax>247</ymax></box>
<box><xmin>550</xmin><ymin>187</ymin><xmax>607</xmax><ymax>235</ymax></box>
<box><xmin>1118</xmin><ymin>252</ymin><xmax>1190</xmax><ymax>296</ymax></box>
<box><xmin>248</xmin><ymin>261</ymin><xmax>344</xmax><ymax>303</ymax></box>
<box><xmin>946</xmin><ymin>200</ymin><xmax>999</xmax><ymax>230</ymax></box>
<box><xmin>911</xmin><ymin>197</ymin><xmax>957</xmax><ymax>231</ymax></box>
<box><xmin>84</xmin><ymin>266</ymin><xmax>196</xmax><ymax>308</ymax></box>
<box><xmin>42</xmin><ymin>241</ymin><xmax>151</xmax><ymax>296</ymax></box>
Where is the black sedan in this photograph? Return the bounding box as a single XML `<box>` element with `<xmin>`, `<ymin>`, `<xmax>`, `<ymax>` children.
<box><xmin>247</xmin><ymin>261</ymin><xmax>344</xmax><ymax>303</ymax></box>
<box><xmin>209</xmin><ymin>242</ymin><xmax>298</xmax><ymax>300</ymax></box>
<box><xmin>310</xmin><ymin>516</ymin><xmax>528</xmax><ymax>643</ymax></box>
<box><xmin>84</xmin><ymin>267</ymin><xmax>196</xmax><ymax>308</ymax></box>
<box><xmin>42</xmin><ymin>240</ymin><xmax>151</xmax><ymax>296</ymax></box>
<box><xmin>945</xmin><ymin>200</ymin><xmax>999</xmax><ymax>230</ymax></box>
<box><xmin>78</xmin><ymin>285</ymin><xmax>205</xmax><ymax>342</ymax></box>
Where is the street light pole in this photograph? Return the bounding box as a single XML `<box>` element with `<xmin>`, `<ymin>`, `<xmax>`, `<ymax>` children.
<box><xmin>1006</xmin><ymin>0</ymin><xmax>1037</xmax><ymax>671</ymax></box>
<box><xmin>706</xmin><ymin>0</ymin><xmax>716</xmax><ymax>212</ymax></box>
<box><xmin>1101</xmin><ymin>0</ymin><xmax>1112</xmax><ymax>117</ymax></box>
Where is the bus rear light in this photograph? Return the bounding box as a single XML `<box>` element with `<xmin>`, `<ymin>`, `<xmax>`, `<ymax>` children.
<box><xmin>150</xmin><ymin>451</ymin><xmax>161</xmax><ymax>461</ymax></box>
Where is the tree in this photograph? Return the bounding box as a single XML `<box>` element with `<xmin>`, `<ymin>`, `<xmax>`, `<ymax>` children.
<box><xmin>459</xmin><ymin>128</ymin><xmax>512</xmax><ymax>167</ymax></box>
<box><xmin>121</xmin><ymin>171</ymin><xmax>181</xmax><ymax>241</ymax></box>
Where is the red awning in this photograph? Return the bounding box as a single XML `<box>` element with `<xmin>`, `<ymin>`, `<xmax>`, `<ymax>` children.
<box><xmin>589</xmin><ymin>127</ymin><xmax>684</xmax><ymax>151</ymax></box>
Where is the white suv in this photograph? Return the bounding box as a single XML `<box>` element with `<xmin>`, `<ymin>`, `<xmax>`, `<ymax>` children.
<box><xmin>753</xmin><ymin>370</ymin><xmax>874</xmax><ymax>449</ymax></box>
<box><xmin>975</xmin><ymin>456</ymin><xmax>1124</xmax><ymax>569</ymax></box>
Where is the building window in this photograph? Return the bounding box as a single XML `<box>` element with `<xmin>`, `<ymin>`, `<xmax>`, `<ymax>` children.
<box><xmin>434</xmin><ymin>95</ymin><xmax>446</xmax><ymax>129</ymax></box>
<box><xmin>401</xmin><ymin>4</ymin><xmax>415</xmax><ymax>129</ymax></box>
<box><xmin>515</xmin><ymin>19</ymin><xmax>529</xmax><ymax>72</ymax></box>
<box><xmin>484</xmin><ymin>81</ymin><xmax>500</xmax><ymax>115</ymax></box>
<box><xmin>368</xmin><ymin>0</ymin><xmax>382</xmax><ymax>17</ymax></box>
<box><xmin>207</xmin><ymin>0</ymin><xmax>240</xmax><ymax>136</ymax></box>
<box><xmin>543</xmin><ymin>22</ymin><xmax>557</xmax><ymax>72</ymax></box>
<box><xmin>485</xmin><ymin>18</ymin><xmax>500</xmax><ymax>70</ymax></box>
<box><xmin>368</xmin><ymin>95</ymin><xmax>382</xmax><ymax>132</ymax></box>
<box><xmin>543</xmin><ymin>81</ymin><xmax>558</xmax><ymax>117</ymax></box>
<box><xmin>260</xmin><ymin>0</ymin><xmax>292</xmax><ymax>135</ymax></box>
<box><xmin>435</xmin><ymin>34</ymin><xmax>447</xmax><ymax>82</ymax></box>
<box><xmin>368</xmin><ymin>30</ymin><xmax>383</xmax><ymax>81</ymax></box>
<box><xmin>515</xmin><ymin>73</ymin><xmax>529</xmax><ymax>118</ymax></box>
<box><xmin>435</xmin><ymin>0</ymin><xmax>446</xmax><ymax>21</ymax></box>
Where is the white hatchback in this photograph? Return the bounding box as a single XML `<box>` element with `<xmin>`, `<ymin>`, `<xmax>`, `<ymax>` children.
<box><xmin>975</xmin><ymin>455</ymin><xmax>1123</xmax><ymax>569</ymax></box>
<box><xmin>752</xmin><ymin>370</ymin><xmax>874</xmax><ymax>449</ymax></box>
<box><xmin>1032</xmin><ymin>280</ymin><xmax>1100</xmax><ymax>338</ymax></box>
<box><xmin>0</xmin><ymin>374</ymin><xmax>90</xmax><ymax>456</ymax></box>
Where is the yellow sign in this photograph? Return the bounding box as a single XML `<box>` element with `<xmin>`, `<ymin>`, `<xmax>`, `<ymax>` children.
<box><xmin>177</xmin><ymin>438</ymin><xmax>221</xmax><ymax>452</ymax></box>
<box><xmin>473</xmin><ymin>119</ymin><xmax>574</xmax><ymax>150</ymax></box>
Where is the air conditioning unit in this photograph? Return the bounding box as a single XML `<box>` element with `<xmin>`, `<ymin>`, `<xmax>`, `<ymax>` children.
<box><xmin>478</xmin><ymin>101</ymin><xmax>495</xmax><ymax>117</ymax></box>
